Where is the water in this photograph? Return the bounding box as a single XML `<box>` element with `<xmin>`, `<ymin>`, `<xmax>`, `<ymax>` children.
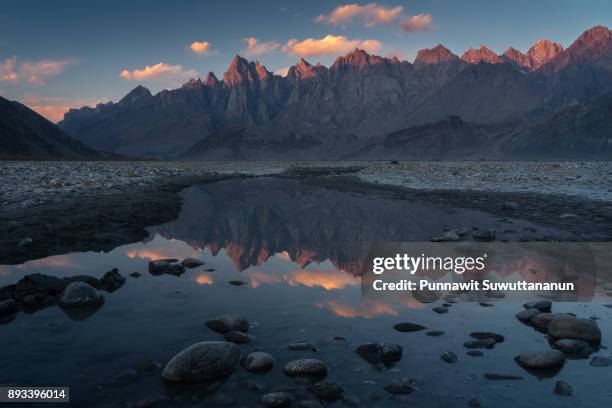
<box><xmin>1</xmin><ymin>178</ymin><xmax>611</xmax><ymax>407</ymax></box>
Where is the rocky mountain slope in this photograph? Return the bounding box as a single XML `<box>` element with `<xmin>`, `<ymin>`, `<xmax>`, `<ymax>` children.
<box><xmin>0</xmin><ymin>96</ymin><xmax>100</xmax><ymax>160</ymax></box>
<box><xmin>59</xmin><ymin>25</ymin><xmax>612</xmax><ymax>160</ymax></box>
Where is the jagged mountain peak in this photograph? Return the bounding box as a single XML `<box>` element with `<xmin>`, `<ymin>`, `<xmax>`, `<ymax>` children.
<box><xmin>204</xmin><ymin>71</ymin><xmax>220</xmax><ymax>86</ymax></box>
<box><xmin>288</xmin><ymin>57</ymin><xmax>327</xmax><ymax>80</ymax></box>
<box><xmin>461</xmin><ymin>45</ymin><xmax>502</xmax><ymax>64</ymax></box>
<box><xmin>527</xmin><ymin>40</ymin><xmax>564</xmax><ymax>69</ymax></box>
<box><xmin>182</xmin><ymin>77</ymin><xmax>203</xmax><ymax>89</ymax></box>
<box><xmin>118</xmin><ymin>85</ymin><xmax>152</xmax><ymax>106</ymax></box>
<box><xmin>415</xmin><ymin>44</ymin><xmax>459</xmax><ymax>64</ymax></box>
<box><xmin>331</xmin><ymin>48</ymin><xmax>386</xmax><ymax>70</ymax></box>
<box><xmin>542</xmin><ymin>25</ymin><xmax>611</xmax><ymax>72</ymax></box>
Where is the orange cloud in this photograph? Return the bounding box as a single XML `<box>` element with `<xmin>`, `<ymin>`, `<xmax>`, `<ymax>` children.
<box><xmin>400</xmin><ymin>13</ymin><xmax>432</xmax><ymax>32</ymax></box>
<box><xmin>190</xmin><ymin>41</ymin><xmax>213</xmax><ymax>55</ymax></box>
<box><xmin>283</xmin><ymin>35</ymin><xmax>382</xmax><ymax>57</ymax></box>
<box><xmin>284</xmin><ymin>269</ymin><xmax>359</xmax><ymax>290</ymax></box>
<box><xmin>316</xmin><ymin>300</ymin><xmax>398</xmax><ymax>318</ymax></box>
<box><xmin>0</xmin><ymin>57</ymin><xmax>73</xmax><ymax>85</ymax></box>
<box><xmin>21</xmin><ymin>95</ymin><xmax>101</xmax><ymax>123</ymax></box>
<box><xmin>274</xmin><ymin>67</ymin><xmax>290</xmax><ymax>77</ymax></box>
<box><xmin>316</xmin><ymin>3</ymin><xmax>403</xmax><ymax>27</ymax></box>
<box><xmin>243</xmin><ymin>37</ymin><xmax>280</xmax><ymax>56</ymax></box>
<box><xmin>246</xmin><ymin>271</ymin><xmax>282</xmax><ymax>288</ymax></box>
<box><xmin>120</xmin><ymin>62</ymin><xmax>197</xmax><ymax>81</ymax></box>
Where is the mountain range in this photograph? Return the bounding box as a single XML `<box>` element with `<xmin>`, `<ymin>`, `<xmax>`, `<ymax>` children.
<box><xmin>58</xmin><ymin>25</ymin><xmax>612</xmax><ymax>160</ymax></box>
<box><xmin>0</xmin><ymin>96</ymin><xmax>100</xmax><ymax>160</ymax></box>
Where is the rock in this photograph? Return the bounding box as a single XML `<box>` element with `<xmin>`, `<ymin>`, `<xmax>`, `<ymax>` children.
<box><xmin>531</xmin><ymin>313</ymin><xmax>573</xmax><ymax>331</ymax></box>
<box><xmin>98</xmin><ymin>268</ymin><xmax>125</xmax><ymax>292</ymax></box>
<box><xmin>243</xmin><ymin>352</ymin><xmax>274</xmax><ymax>372</ymax></box>
<box><xmin>294</xmin><ymin>400</ymin><xmax>323</xmax><ymax>408</ymax></box>
<box><xmin>17</xmin><ymin>237</ymin><xmax>33</xmax><ymax>248</ymax></box>
<box><xmin>467</xmin><ymin>397</ymin><xmax>487</xmax><ymax>407</ymax></box>
<box><xmin>479</xmin><ymin>302</ymin><xmax>494</xmax><ymax>307</ymax></box>
<box><xmin>554</xmin><ymin>339</ymin><xmax>592</xmax><ymax>354</ymax></box>
<box><xmin>393</xmin><ymin>322</ymin><xmax>427</xmax><ymax>332</ymax></box>
<box><xmin>431</xmin><ymin>231</ymin><xmax>460</xmax><ymax>242</ymax></box>
<box><xmin>287</xmin><ymin>342</ymin><xmax>319</xmax><ymax>351</ymax></box>
<box><xmin>383</xmin><ymin>381</ymin><xmax>416</xmax><ymax>395</ymax></box>
<box><xmin>589</xmin><ymin>356</ymin><xmax>612</xmax><ymax>367</ymax></box>
<box><xmin>206</xmin><ymin>314</ymin><xmax>249</xmax><ymax>334</ymax></box>
<box><xmin>470</xmin><ymin>332</ymin><xmax>505</xmax><ymax>343</ymax></box>
<box><xmin>135</xmin><ymin>359</ymin><xmax>162</xmax><ymax>372</ymax></box>
<box><xmin>229</xmin><ymin>280</ymin><xmax>248</xmax><ymax>286</ymax></box>
<box><xmin>224</xmin><ymin>331</ymin><xmax>252</xmax><ymax>344</ymax></box>
<box><xmin>515</xmin><ymin>351</ymin><xmax>566</xmax><ymax>369</ymax></box>
<box><xmin>0</xmin><ymin>299</ymin><xmax>17</xmax><ymax>315</ymax></box>
<box><xmin>426</xmin><ymin>330</ymin><xmax>445</xmax><ymax>336</ymax></box>
<box><xmin>260</xmin><ymin>392</ymin><xmax>292</xmax><ymax>408</ymax></box>
<box><xmin>355</xmin><ymin>342</ymin><xmax>403</xmax><ymax>365</ymax></box>
<box><xmin>554</xmin><ymin>380</ymin><xmax>574</xmax><ymax>396</ymax></box>
<box><xmin>441</xmin><ymin>351</ymin><xmax>458</xmax><ymax>364</ymax></box>
<box><xmin>548</xmin><ymin>317</ymin><xmax>601</xmax><ymax>343</ymax></box>
<box><xmin>241</xmin><ymin>379</ymin><xmax>265</xmax><ymax>391</ymax></box>
<box><xmin>161</xmin><ymin>341</ymin><xmax>240</xmax><ymax>382</ymax></box>
<box><xmin>129</xmin><ymin>272</ymin><xmax>141</xmax><ymax>278</ymax></box>
<box><xmin>58</xmin><ymin>282</ymin><xmax>104</xmax><ymax>308</ymax></box>
<box><xmin>473</xmin><ymin>229</ymin><xmax>495</xmax><ymax>241</ymax></box>
<box><xmin>523</xmin><ymin>300</ymin><xmax>552</xmax><ymax>312</ymax></box>
<box><xmin>181</xmin><ymin>258</ymin><xmax>204</xmax><ymax>268</ymax></box>
<box><xmin>484</xmin><ymin>373</ymin><xmax>524</xmax><ymax>380</ymax></box>
<box><xmin>342</xmin><ymin>394</ymin><xmax>361</xmax><ymax>406</ymax></box>
<box><xmin>463</xmin><ymin>339</ymin><xmax>496</xmax><ymax>349</ymax></box>
<box><xmin>466</xmin><ymin>350</ymin><xmax>484</xmax><ymax>357</ymax></box>
<box><xmin>308</xmin><ymin>381</ymin><xmax>343</xmax><ymax>401</ymax></box>
<box><xmin>283</xmin><ymin>359</ymin><xmax>328</xmax><ymax>377</ymax></box>
<box><xmin>148</xmin><ymin>260</ymin><xmax>185</xmax><ymax>276</ymax></box>
<box><xmin>516</xmin><ymin>309</ymin><xmax>540</xmax><ymax>322</ymax></box>
<box><xmin>433</xmin><ymin>306</ymin><xmax>449</xmax><ymax>314</ymax></box>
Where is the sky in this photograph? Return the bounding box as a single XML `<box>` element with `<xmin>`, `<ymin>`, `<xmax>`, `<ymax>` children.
<box><xmin>1</xmin><ymin>0</ymin><xmax>611</xmax><ymax>122</ymax></box>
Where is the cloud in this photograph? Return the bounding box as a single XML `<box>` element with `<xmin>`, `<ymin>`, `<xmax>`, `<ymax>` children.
<box><xmin>274</xmin><ymin>67</ymin><xmax>290</xmax><ymax>77</ymax></box>
<box><xmin>243</xmin><ymin>37</ymin><xmax>280</xmax><ymax>57</ymax></box>
<box><xmin>283</xmin><ymin>34</ymin><xmax>382</xmax><ymax>57</ymax></box>
<box><xmin>120</xmin><ymin>62</ymin><xmax>197</xmax><ymax>81</ymax></box>
<box><xmin>21</xmin><ymin>95</ymin><xmax>102</xmax><ymax>123</ymax></box>
<box><xmin>189</xmin><ymin>41</ymin><xmax>213</xmax><ymax>55</ymax></box>
<box><xmin>316</xmin><ymin>3</ymin><xmax>403</xmax><ymax>27</ymax></box>
<box><xmin>400</xmin><ymin>13</ymin><xmax>432</xmax><ymax>32</ymax></box>
<box><xmin>0</xmin><ymin>57</ymin><xmax>73</xmax><ymax>85</ymax></box>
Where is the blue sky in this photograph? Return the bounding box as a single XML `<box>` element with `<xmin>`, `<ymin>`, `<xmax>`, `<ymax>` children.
<box><xmin>1</xmin><ymin>0</ymin><xmax>611</xmax><ymax>121</ymax></box>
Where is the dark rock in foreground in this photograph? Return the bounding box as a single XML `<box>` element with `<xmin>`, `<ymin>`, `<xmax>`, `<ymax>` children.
<box><xmin>243</xmin><ymin>352</ymin><xmax>274</xmax><ymax>372</ymax></box>
<box><xmin>283</xmin><ymin>359</ymin><xmax>328</xmax><ymax>377</ymax></box>
<box><xmin>206</xmin><ymin>314</ymin><xmax>249</xmax><ymax>334</ymax></box>
<box><xmin>515</xmin><ymin>351</ymin><xmax>566</xmax><ymax>369</ymax></box>
<box><xmin>161</xmin><ymin>341</ymin><xmax>240</xmax><ymax>382</ymax></box>
<box><xmin>548</xmin><ymin>317</ymin><xmax>601</xmax><ymax>343</ymax></box>
<box><xmin>355</xmin><ymin>342</ymin><xmax>403</xmax><ymax>365</ymax></box>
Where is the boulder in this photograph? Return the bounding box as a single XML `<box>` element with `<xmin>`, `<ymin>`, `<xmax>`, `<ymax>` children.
<box><xmin>243</xmin><ymin>352</ymin><xmax>274</xmax><ymax>372</ymax></box>
<box><xmin>548</xmin><ymin>317</ymin><xmax>601</xmax><ymax>343</ymax></box>
<box><xmin>161</xmin><ymin>341</ymin><xmax>240</xmax><ymax>382</ymax></box>
<box><xmin>58</xmin><ymin>282</ymin><xmax>104</xmax><ymax>308</ymax></box>
<box><xmin>515</xmin><ymin>351</ymin><xmax>566</xmax><ymax>369</ymax></box>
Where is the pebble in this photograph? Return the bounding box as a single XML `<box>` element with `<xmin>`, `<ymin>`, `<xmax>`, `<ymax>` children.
<box><xmin>206</xmin><ymin>314</ymin><xmax>250</xmax><ymax>334</ymax></box>
<box><xmin>260</xmin><ymin>392</ymin><xmax>292</xmax><ymax>408</ymax></box>
<box><xmin>393</xmin><ymin>322</ymin><xmax>427</xmax><ymax>332</ymax></box>
<box><xmin>589</xmin><ymin>356</ymin><xmax>612</xmax><ymax>367</ymax></box>
<box><xmin>161</xmin><ymin>341</ymin><xmax>240</xmax><ymax>382</ymax></box>
<box><xmin>515</xmin><ymin>351</ymin><xmax>566</xmax><ymax>369</ymax></box>
<box><xmin>283</xmin><ymin>359</ymin><xmax>328</xmax><ymax>377</ymax></box>
<box><xmin>426</xmin><ymin>330</ymin><xmax>445</xmax><ymax>337</ymax></box>
<box><xmin>243</xmin><ymin>352</ymin><xmax>275</xmax><ymax>372</ymax></box>
<box><xmin>554</xmin><ymin>380</ymin><xmax>574</xmax><ymax>396</ymax></box>
<box><xmin>441</xmin><ymin>351</ymin><xmax>458</xmax><ymax>364</ymax></box>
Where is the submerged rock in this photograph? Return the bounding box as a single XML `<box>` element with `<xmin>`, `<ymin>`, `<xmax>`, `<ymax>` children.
<box><xmin>515</xmin><ymin>351</ymin><xmax>566</xmax><ymax>369</ymax></box>
<box><xmin>548</xmin><ymin>317</ymin><xmax>601</xmax><ymax>343</ymax></box>
<box><xmin>393</xmin><ymin>322</ymin><xmax>427</xmax><ymax>332</ymax></box>
<box><xmin>531</xmin><ymin>313</ymin><xmax>573</xmax><ymax>331</ymax></box>
<box><xmin>243</xmin><ymin>352</ymin><xmax>274</xmax><ymax>372</ymax></box>
<box><xmin>260</xmin><ymin>392</ymin><xmax>292</xmax><ymax>408</ymax></box>
<box><xmin>441</xmin><ymin>351</ymin><xmax>458</xmax><ymax>364</ymax></box>
<box><xmin>516</xmin><ymin>309</ymin><xmax>540</xmax><ymax>322</ymax></box>
<box><xmin>463</xmin><ymin>339</ymin><xmax>496</xmax><ymax>349</ymax></box>
<box><xmin>383</xmin><ymin>381</ymin><xmax>417</xmax><ymax>395</ymax></box>
<box><xmin>287</xmin><ymin>342</ymin><xmax>319</xmax><ymax>351</ymax></box>
<box><xmin>181</xmin><ymin>258</ymin><xmax>204</xmax><ymax>268</ymax></box>
<box><xmin>308</xmin><ymin>380</ymin><xmax>344</xmax><ymax>401</ymax></box>
<box><xmin>206</xmin><ymin>314</ymin><xmax>249</xmax><ymax>334</ymax></box>
<box><xmin>470</xmin><ymin>332</ymin><xmax>505</xmax><ymax>343</ymax></box>
<box><xmin>224</xmin><ymin>331</ymin><xmax>252</xmax><ymax>344</ymax></box>
<box><xmin>355</xmin><ymin>342</ymin><xmax>403</xmax><ymax>365</ymax></box>
<box><xmin>283</xmin><ymin>359</ymin><xmax>328</xmax><ymax>377</ymax></box>
<box><xmin>98</xmin><ymin>268</ymin><xmax>126</xmax><ymax>292</ymax></box>
<box><xmin>589</xmin><ymin>356</ymin><xmax>612</xmax><ymax>367</ymax></box>
<box><xmin>523</xmin><ymin>300</ymin><xmax>552</xmax><ymax>312</ymax></box>
<box><xmin>161</xmin><ymin>341</ymin><xmax>240</xmax><ymax>382</ymax></box>
<box><xmin>554</xmin><ymin>339</ymin><xmax>592</xmax><ymax>354</ymax></box>
<box><xmin>58</xmin><ymin>282</ymin><xmax>104</xmax><ymax>308</ymax></box>
<box><xmin>554</xmin><ymin>380</ymin><xmax>574</xmax><ymax>396</ymax></box>
<box><xmin>426</xmin><ymin>330</ymin><xmax>445</xmax><ymax>337</ymax></box>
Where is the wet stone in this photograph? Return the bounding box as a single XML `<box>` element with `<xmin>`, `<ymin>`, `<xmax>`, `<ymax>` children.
<box><xmin>554</xmin><ymin>380</ymin><xmax>574</xmax><ymax>396</ymax></box>
<box><xmin>283</xmin><ymin>359</ymin><xmax>328</xmax><ymax>377</ymax></box>
<box><xmin>463</xmin><ymin>339</ymin><xmax>496</xmax><ymax>349</ymax></box>
<box><xmin>426</xmin><ymin>330</ymin><xmax>445</xmax><ymax>337</ymax></box>
<box><xmin>516</xmin><ymin>309</ymin><xmax>540</xmax><ymax>322</ymax></box>
<box><xmin>242</xmin><ymin>352</ymin><xmax>275</xmax><ymax>372</ymax></box>
<box><xmin>224</xmin><ymin>331</ymin><xmax>252</xmax><ymax>344</ymax></box>
<box><xmin>515</xmin><ymin>351</ymin><xmax>566</xmax><ymax>369</ymax></box>
<box><xmin>441</xmin><ymin>351</ymin><xmax>458</xmax><ymax>364</ymax></box>
<box><xmin>470</xmin><ymin>332</ymin><xmax>505</xmax><ymax>343</ymax></box>
<box><xmin>433</xmin><ymin>306</ymin><xmax>449</xmax><ymax>314</ymax></box>
<box><xmin>287</xmin><ymin>342</ymin><xmax>319</xmax><ymax>351</ymax></box>
<box><xmin>548</xmin><ymin>317</ymin><xmax>601</xmax><ymax>343</ymax></box>
<box><xmin>467</xmin><ymin>351</ymin><xmax>484</xmax><ymax>357</ymax></box>
<box><xmin>161</xmin><ymin>341</ymin><xmax>240</xmax><ymax>382</ymax></box>
<box><xmin>59</xmin><ymin>282</ymin><xmax>104</xmax><ymax>308</ymax></box>
<box><xmin>205</xmin><ymin>314</ymin><xmax>249</xmax><ymax>334</ymax></box>
<box><xmin>393</xmin><ymin>322</ymin><xmax>427</xmax><ymax>332</ymax></box>
<box><xmin>308</xmin><ymin>381</ymin><xmax>344</xmax><ymax>401</ymax></box>
<box><xmin>554</xmin><ymin>339</ymin><xmax>592</xmax><ymax>355</ymax></box>
<box><xmin>523</xmin><ymin>300</ymin><xmax>552</xmax><ymax>312</ymax></box>
<box><xmin>589</xmin><ymin>356</ymin><xmax>612</xmax><ymax>367</ymax></box>
<box><xmin>383</xmin><ymin>381</ymin><xmax>417</xmax><ymax>395</ymax></box>
<box><xmin>355</xmin><ymin>342</ymin><xmax>402</xmax><ymax>365</ymax></box>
